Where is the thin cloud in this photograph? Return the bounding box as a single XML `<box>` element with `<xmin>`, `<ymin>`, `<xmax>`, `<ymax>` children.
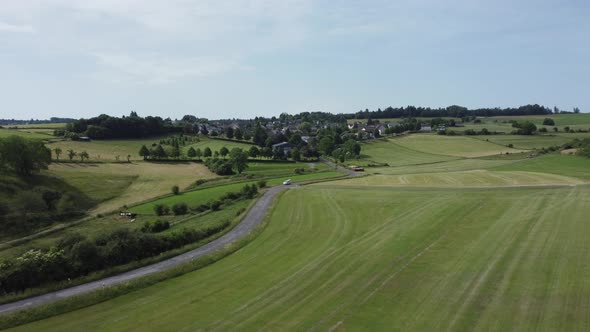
<box><xmin>93</xmin><ymin>53</ymin><xmax>241</xmax><ymax>84</ymax></box>
<box><xmin>0</xmin><ymin>22</ymin><xmax>34</xmax><ymax>33</ymax></box>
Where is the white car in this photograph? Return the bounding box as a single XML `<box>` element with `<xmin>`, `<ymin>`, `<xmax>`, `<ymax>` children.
<box><xmin>283</xmin><ymin>179</ymin><xmax>292</xmax><ymax>185</ymax></box>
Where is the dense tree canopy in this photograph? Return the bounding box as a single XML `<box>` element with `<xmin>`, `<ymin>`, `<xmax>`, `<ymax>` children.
<box><xmin>0</xmin><ymin>136</ymin><xmax>51</xmax><ymax>176</ymax></box>
<box><xmin>66</xmin><ymin>113</ymin><xmax>181</xmax><ymax>139</ymax></box>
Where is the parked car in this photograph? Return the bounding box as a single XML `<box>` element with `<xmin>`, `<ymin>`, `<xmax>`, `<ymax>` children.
<box><xmin>283</xmin><ymin>179</ymin><xmax>291</xmax><ymax>185</ymax></box>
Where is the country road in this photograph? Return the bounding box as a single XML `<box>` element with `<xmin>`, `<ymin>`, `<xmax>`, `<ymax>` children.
<box><xmin>0</xmin><ymin>185</ymin><xmax>287</xmax><ymax>316</ymax></box>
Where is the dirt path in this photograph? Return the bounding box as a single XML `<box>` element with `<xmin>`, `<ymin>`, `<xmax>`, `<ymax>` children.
<box><xmin>0</xmin><ymin>185</ymin><xmax>286</xmax><ymax>316</ymax></box>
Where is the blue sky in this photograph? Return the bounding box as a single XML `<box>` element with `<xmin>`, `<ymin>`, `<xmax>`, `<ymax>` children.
<box><xmin>0</xmin><ymin>0</ymin><xmax>588</xmax><ymax>120</ymax></box>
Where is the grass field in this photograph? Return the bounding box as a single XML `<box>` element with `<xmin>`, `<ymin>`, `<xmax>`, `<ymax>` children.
<box><xmin>0</xmin><ymin>128</ymin><xmax>56</xmax><ymax>140</ymax></box>
<box><xmin>44</xmin><ymin>136</ymin><xmax>256</xmax><ymax>161</ymax></box>
<box><xmin>352</xmin><ymin>138</ymin><xmax>459</xmax><ymax>167</ymax></box>
<box><xmin>47</xmin><ymin>162</ymin><xmax>216</xmax><ymax>215</ymax></box>
<box><xmin>12</xmin><ymin>185</ymin><xmax>590</xmax><ymax>331</ymax></box>
<box><xmin>392</xmin><ymin>134</ymin><xmax>522</xmax><ymax>157</ymax></box>
<box><xmin>321</xmin><ymin>170</ymin><xmax>587</xmax><ymax>188</ymax></box>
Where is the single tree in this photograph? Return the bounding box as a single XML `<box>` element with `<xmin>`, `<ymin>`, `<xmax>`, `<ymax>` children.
<box><xmin>187</xmin><ymin>147</ymin><xmax>197</xmax><ymax>158</ymax></box>
<box><xmin>203</xmin><ymin>147</ymin><xmax>212</xmax><ymax>158</ymax></box>
<box><xmin>53</xmin><ymin>147</ymin><xmax>62</xmax><ymax>160</ymax></box>
<box><xmin>220</xmin><ymin>146</ymin><xmax>229</xmax><ymax>159</ymax></box>
<box><xmin>127</xmin><ymin>154</ymin><xmax>131</xmax><ymax>162</ymax></box>
<box><xmin>234</xmin><ymin>128</ymin><xmax>243</xmax><ymax>140</ymax></box>
<box><xmin>139</xmin><ymin>145</ymin><xmax>150</xmax><ymax>160</ymax></box>
<box><xmin>79</xmin><ymin>151</ymin><xmax>89</xmax><ymax>162</ymax></box>
<box><xmin>67</xmin><ymin>149</ymin><xmax>77</xmax><ymax>161</ymax></box>
<box><xmin>230</xmin><ymin>148</ymin><xmax>249</xmax><ymax>174</ymax></box>
<box><xmin>0</xmin><ymin>136</ymin><xmax>51</xmax><ymax>176</ymax></box>
<box><xmin>249</xmin><ymin>146</ymin><xmax>259</xmax><ymax>158</ymax></box>
<box><xmin>171</xmin><ymin>185</ymin><xmax>180</xmax><ymax>195</ymax></box>
<box><xmin>195</xmin><ymin>148</ymin><xmax>203</xmax><ymax>160</ymax></box>
<box><xmin>225</xmin><ymin>127</ymin><xmax>234</xmax><ymax>139</ymax></box>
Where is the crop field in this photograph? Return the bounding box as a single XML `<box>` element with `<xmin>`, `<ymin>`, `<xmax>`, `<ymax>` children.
<box><xmin>367</xmin><ymin>158</ymin><xmax>516</xmax><ymax>175</ymax></box>
<box><xmin>492</xmin><ymin>154</ymin><xmax>590</xmax><ymax>180</ymax></box>
<box><xmin>47</xmin><ymin>162</ymin><xmax>216</xmax><ymax>215</ymax></box>
<box><xmin>392</xmin><ymin>134</ymin><xmax>522</xmax><ymax>157</ymax></box>
<box><xmin>13</xmin><ymin>184</ymin><xmax>590</xmax><ymax>331</ymax></box>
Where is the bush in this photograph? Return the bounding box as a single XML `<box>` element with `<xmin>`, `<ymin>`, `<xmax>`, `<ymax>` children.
<box><xmin>171</xmin><ymin>185</ymin><xmax>180</xmax><ymax>195</ymax></box>
<box><xmin>172</xmin><ymin>202</ymin><xmax>188</xmax><ymax>215</ymax></box>
<box><xmin>142</xmin><ymin>220</ymin><xmax>171</xmax><ymax>233</ymax></box>
<box><xmin>154</xmin><ymin>204</ymin><xmax>170</xmax><ymax>216</ymax></box>
<box><xmin>257</xmin><ymin>180</ymin><xmax>267</xmax><ymax>188</ymax></box>
<box><xmin>508</xmin><ymin>144</ymin><xmax>514</xmax><ymax>148</ymax></box>
<box><xmin>543</xmin><ymin>118</ymin><xmax>555</xmax><ymax>126</ymax></box>
<box><xmin>294</xmin><ymin>168</ymin><xmax>305</xmax><ymax>175</ymax></box>
<box><xmin>209</xmin><ymin>200</ymin><xmax>222</xmax><ymax>211</ymax></box>
<box><xmin>194</xmin><ymin>179</ymin><xmax>207</xmax><ymax>186</ymax></box>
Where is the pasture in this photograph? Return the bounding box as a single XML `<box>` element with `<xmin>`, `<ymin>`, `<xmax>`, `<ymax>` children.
<box><xmin>47</xmin><ymin>162</ymin><xmax>216</xmax><ymax>215</ymax></box>
<box><xmin>0</xmin><ymin>128</ymin><xmax>56</xmax><ymax>140</ymax></box>
<box><xmin>12</xmin><ymin>185</ymin><xmax>590</xmax><ymax>331</ymax></box>
<box><xmin>391</xmin><ymin>134</ymin><xmax>522</xmax><ymax>157</ymax></box>
<box><xmin>321</xmin><ymin>170</ymin><xmax>586</xmax><ymax>188</ymax></box>
<box><xmin>352</xmin><ymin>138</ymin><xmax>458</xmax><ymax>167</ymax></box>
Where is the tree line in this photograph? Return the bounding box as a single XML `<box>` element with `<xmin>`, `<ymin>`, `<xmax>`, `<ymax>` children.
<box><xmin>64</xmin><ymin>112</ymin><xmax>181</xmax><ymax>139</ymax></box>
<box><xmin>353</xmin><ymin>104</ymin><xmax>582</xmax><ymax>119</ymax></box>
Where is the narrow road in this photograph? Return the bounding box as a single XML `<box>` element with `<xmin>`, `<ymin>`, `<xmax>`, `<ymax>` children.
<box><xmin>0</xmin><ymin>185</ymin><xmax>286</xmax><ymax>316</ymax></box>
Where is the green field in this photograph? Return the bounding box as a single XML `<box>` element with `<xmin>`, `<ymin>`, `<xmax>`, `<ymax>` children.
<box><xmin>0</xmin><ymin>128</ymin><xmax>56</xmax><ymax>140</ymax></box>
<box><xmin>352</xmin><ymin>138</ymin><xmax>458</xmax><ymax>167</ymax></box>
<box><xmin>12</xmin><ymin>185</ymin><xmax>590</xmax><ymax>331</ymax></box>
<box><xmin>47</xmin><ymin>162</ymin><xmax>216</xmax><ymax>215</ymax></box>
<box><xmin>4</xmin><ymin>121</ymin><xmax>590</xmax><ymax>331</ymax></box>
<box><xmin>392</xmin><ymin>134</ymin><xmax>522</xmax><ymax>157</ymax></box>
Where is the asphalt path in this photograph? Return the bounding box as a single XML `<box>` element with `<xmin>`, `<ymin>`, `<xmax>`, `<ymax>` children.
<box><xmin>0</xmin><ymin>185</ymin><xmax>286</xmax><ymax>315</ymax></box>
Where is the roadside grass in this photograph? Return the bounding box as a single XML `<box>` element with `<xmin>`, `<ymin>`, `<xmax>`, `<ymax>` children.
<box><xmin>318</xmin><ymin>170</ymin><xmax>586</xmax><ymax>188</ymax></box>
<box><xmin>392</xmin><ymin>134</ymin><xmax>522</xmax><ymax>157</ymax></box>
<box><xmin>10</xmin><ymin>186</ymin><xmax>590</xmax><ymax>331</ymax></box>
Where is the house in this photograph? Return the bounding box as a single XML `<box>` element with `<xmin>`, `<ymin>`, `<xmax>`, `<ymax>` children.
<box><xmin>272</xmin><ymin>142</ymin><xmax>296</xmax><ymax>155</ymax></box>
<box><xmin>377</xmin><ymin>125</ymin><xmax>388</xmax><ymax>136</ymax></box>
<box><xmin>420</xmin><ymin>125</ymin><xmax>432</xmax><ymax>132</ymax></box>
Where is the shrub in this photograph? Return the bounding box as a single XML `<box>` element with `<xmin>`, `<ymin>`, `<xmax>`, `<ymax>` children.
<box><xmin>209</xmin><ymin>200</ymin><xmax>222</xmax><ymax>211</ymax></box>
<box><xmin>508</xmin><ymin>144</ymin><xmax>514</xmax><ymax>148</ymax></box>
<box><xmin>154</xmin><ymin>204</ymin><xmax>170</xmax><ymax>216</ymax></box>
<box><xmin>543</xmin><ymin>118</ymin><xmax>555</xmax><ymax>126</ymax></box>
<box><xmin>294</xmin><ymin>168</ymin><xmax>305</xmax><ymax>175</ymax></box>
<box><xmin>171</xmin><ymin>185</ymin><xmax>180</xmax><ymax>195</ymax></box>
<box><xmin>172</xmin><ymin>202</ymin><xmax>188</xmax><ymax>215</ymax></box>
<box><xmin>257</xmin><ymin>180</ymin><xmax>267</xmax><ymax>188</ymax></box>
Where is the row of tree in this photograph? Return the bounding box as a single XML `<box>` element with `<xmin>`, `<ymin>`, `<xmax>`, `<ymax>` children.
<box><xmin>0</xmin><ymin>221</ymin><xmax>230</xmax><ymax>294</ymax></box>
<box><xmin>354</xmin><ymin>104</ymin><xmax>581</xmax><ymax>119</ymax></box>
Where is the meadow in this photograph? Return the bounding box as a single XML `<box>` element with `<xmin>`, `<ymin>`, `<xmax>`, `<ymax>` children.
<box><xmin>11</xmin><ymin>185</ymin><xmax>590</xmax><ymax>331</ymax></box>
<box><xmin>3</xmin><ymin>117</ymin><xmax>590</xmax><ymax>331</ymax></box>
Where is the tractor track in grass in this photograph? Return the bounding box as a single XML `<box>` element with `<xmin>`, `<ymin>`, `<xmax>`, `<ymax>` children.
<box><xmin>0</xmin><ymin>165</ymin><xmax>359</xmax><ymax>317</ymax></box>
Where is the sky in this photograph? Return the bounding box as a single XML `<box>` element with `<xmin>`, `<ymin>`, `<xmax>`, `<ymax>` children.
<box><xmin>0</xmin><ymin>0</ymin><xmax>588</xmax><ymax>120</ymax></box>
